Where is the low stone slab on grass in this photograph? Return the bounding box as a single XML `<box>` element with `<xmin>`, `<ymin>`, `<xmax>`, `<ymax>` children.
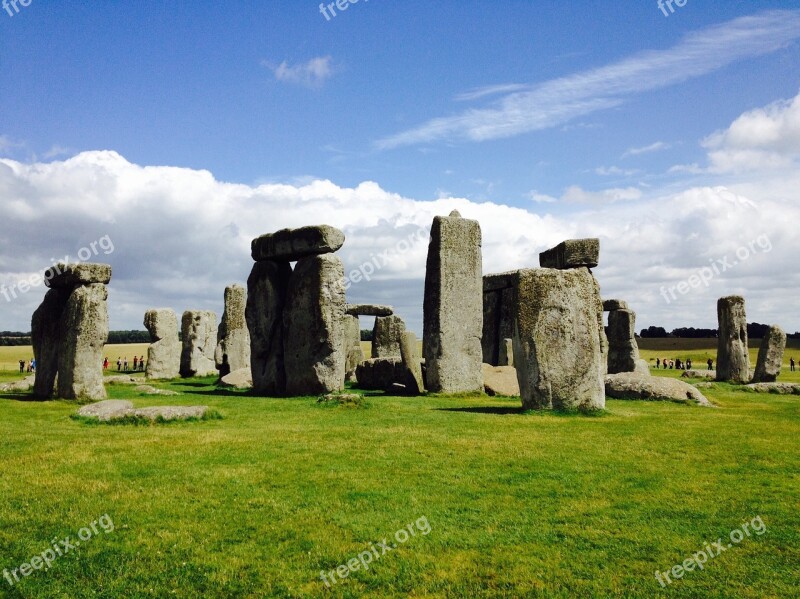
<box><xmin>104</xmin><ymin>375</ymin><xmax>139</xmax><ymax>385</ymax></box>
<box><xmin>0</xmin><ymin>375</ymin><xmax>36</xmax><ymax>393</ymax></box>
<box><xmin>482</xmin><ymin>364</ymin><xmax>520</xmax><ymax>397</ymax></box>
<box><xmin>745</xmin><ymin>383</ymin><xmax>800</xmax><ymax>395</ymax></box>
<box><xmin>605</xmin><ymin>373</ymin><xmax>713</xmax><ymax>406</ymax></box>
<box><xmin>135</xmin><ymin>385</ymin><xmax>180</xmax><ymax>396</ymax></box>
<box><xmin>75</xmin><ymin>400</ymin><xmax>213</xmax><ymax>423</ymax></box>
<box><xmin>219</xmin><ymin>367</ymin><xmax>253</xmax><ymax>389</ymax></box>
<box><xmin>681</xmin><ymin>370</ymin><xmax>716</xmax><ymax>379</ymax></box>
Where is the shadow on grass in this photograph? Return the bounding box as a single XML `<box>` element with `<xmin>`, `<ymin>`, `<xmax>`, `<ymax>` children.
<box><xmin>435</xmin><ymin>406</ymin><xmax>610</xmax><ymax>417</ymax></box>
<box><xmin>436</xmin><ymin>406</ymin><xmax>524</xmax><ymax>415</ymax></box>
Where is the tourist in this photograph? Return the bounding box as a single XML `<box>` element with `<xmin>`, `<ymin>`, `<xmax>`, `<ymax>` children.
<box><xmin>139</xmin><ymin>356</ymin><xmax>145</xmax><ymax>371</ymax></box>
<box><xmin>656</xmin><ymin>358</ymin><xmax>660</xmax><ymax>369</ymax></box>
<box><xmin>117</xmin><ymin>357</ymin><xmax>122</xmax><ymax>371</ymax></box>
<box><xmin>686</xmin><ymin>358</ymin><xmax>692</xmax><ymax>370</ymax></box>
<box><xmin>123</xmin><ymin>357</ymin><xmax>128</xmax><ymax>372</ymax></box>
<box><xmin>791</xmin><ymin>357</ymin><xmax>795</xmax><ymax>372</ymax></box>
<box><xmin>31</xmin><ymin>358</ymin><xmax>35</xmax><ymax>373</ymax></box>
<box><xmin>707</xmin><ymin>358</ymin><xmax>713</xmax><ymax>371</ymax></box>
<box><xmin>19</xmin><ymin>359</ymin><xmax>25</xmax><ymax>373</ymax></box>
<box><xmin>133</xmin><ymin>356</ymin><xmax>139</xmax><ymax>371</ymax></box>
<box><xmin>103</xmin><ymin>357</ymin><xmax>109</xmax><ymax>370</ymax></box>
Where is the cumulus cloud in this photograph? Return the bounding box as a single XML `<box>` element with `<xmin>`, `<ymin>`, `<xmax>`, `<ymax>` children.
<box><xmin>263</xmin><ymin>56</ymin><xmax>334</xmax><ymax>88</ymax></box>
<box><xmin>1</xmin><ymin>147</ymin><xmax>800</xmax><ymax>336</ymax></box>
<box><xmin>622</xmin><ymin>141</ymin><xmax>671</xmax><ymax>158</ymax></box>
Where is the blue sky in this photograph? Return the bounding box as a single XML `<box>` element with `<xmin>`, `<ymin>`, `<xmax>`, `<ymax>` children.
<box><xmin>1</xmin><ymin>2</ymin><xmax>800</xmax><ymax>335</ymax></box>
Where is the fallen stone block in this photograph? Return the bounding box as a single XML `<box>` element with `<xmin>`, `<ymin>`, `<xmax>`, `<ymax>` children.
<box><xmin>219</xmin><ymin>368</ymin><xmax>253</xmax><ymax>389</ymax></box>
<box><xmin>482</xmin><ymin>364</ymin><xmax>520</xmax><ymax>397</ymax></box>
<box><xmin>605</xmin><ymin>373</ymin><xmax>713</xmax><ymax>406</ymax></box>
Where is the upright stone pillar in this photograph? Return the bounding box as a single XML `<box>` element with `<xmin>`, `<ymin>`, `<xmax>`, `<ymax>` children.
<box><xmin>752</xmin><ymin>325</ymin><xmax>786</xmax><ymax>383</ymax></box>
<box><xmin>371</xmin><ymin>315</ymin><xmax>406</xmax><ymax>358</ymax></box>
<box><xmin>144</xmin><ymin>309</ymin><xmax>181</xmax><ymax>380</ymax></box>
<box><xmin>215</xmin><ymin>284</ymin><xmax>251</xmax><ymax>377</ymax></box>
<box><xmin>423</xmin><ymin>210</ymin><xmax>483</xmax><ymax>393</ymax></box>
<box><xmin>482</xmin><ymin>272</ymin><xmax>515</xmax><ymax>366</ymax></box>
<box><xmin>342</xmin><ymin>313</ymin><xmax>363</xmax><ymax>382</ymax></box>
<box><xmin>513</xmin><ymin>267</ymin><xmax>605</xmax><ymax>411</ymax></box>
<box><xmin>180</xmin><ymin>310</ymin><xmax>218</xmax><ymax>377</ymax></box>
<box><xmin>246</xmin><ymin>260</ymin><xmax>292</xmax><ymax>395</ymax></box>
<box><xmin>283</xmin><ymin>254</ymin><xmax>346</xmax><ymax>395</ymax></box>
<box><xmin>716</xmin><ymin>295</ymin><xmax>749</xmax><ymax>383</ymax></box>
<box><xmin>31</xmin><ymin>263</ymin><xmax>111</xmax><ymax>400</ymax></box>
<box><xmin>606</xmin><ymin>309</ymin><xmax>640</xmax><ymax>374</ymax></box>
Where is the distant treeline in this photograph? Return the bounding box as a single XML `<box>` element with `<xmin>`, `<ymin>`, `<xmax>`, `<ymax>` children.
<box><xmin>640</xmin><ymin>323</ymin><xmax>800</xmax><ymax>339</ymax></box>
<box><xmin>360</xmin><ymin>329</ymin><xmax>373</xmax><ymax>341</ymax></box>
<box><xmin>0</xmin><ymin>330</ymin><xmax>152</xmax><ymax>345</ymax></box>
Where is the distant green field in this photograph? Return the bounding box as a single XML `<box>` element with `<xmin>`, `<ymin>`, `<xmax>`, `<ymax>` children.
<box><xmin>0</xmin><ymin>344</ymin><xmax>150</xmax><ymax>372</ymax></box>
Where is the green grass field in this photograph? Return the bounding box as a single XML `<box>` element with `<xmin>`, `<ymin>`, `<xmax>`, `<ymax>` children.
<box><xmin>0</xmin><ymin>344</ymin><xmax>798</xmax><ymax>597</ymax></box>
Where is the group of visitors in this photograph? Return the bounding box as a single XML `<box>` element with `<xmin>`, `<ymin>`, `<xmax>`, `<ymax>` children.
<box><xmin>18</xmin><ymin>359</ymin><xmax>35</xmax><ymax>374</ymax></box>
<box><xmin>655</xmin><ymin>357</ymin><xmax>693</xmax><ymax>370</ymax></box>
<box><xmin>107</xmin><ymin>356</ymin><xmax>146</xmax><ymax>372</ymax></box>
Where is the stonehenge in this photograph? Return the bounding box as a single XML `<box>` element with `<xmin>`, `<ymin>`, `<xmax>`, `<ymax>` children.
<box><xmin>716</xmin><ymin>295</ymin><xmax>749</xmax><ymax>383</ymax></box>
<box><xmin>423</xmin><ymin>210</ymin><xmax>484</xmax><ymax>394</ymax></box>
<box><xmin>144</xmin><ymin>309</ymin><xmax>181</xmax><ymax>380</ymax></box>
<box><xmin>498</xmin><ymin>338</ymin><xmax>514</xmax><ymax>367</ymax></box>
<box><xmin>346</xmin><ymin>304</ymin><xmax>393</xmax><ymax>317</ymax></box>
<box><xmin>215</xmin><ymin>284</ymin><xmax>251</xmax><ymax>377</ymax></box>
<box><xmin>400</xmin><ymin>331</ymin><xmax>425</xmax><ymax>394</ymax></box>
<box><xmin>246</xmin><ymin>225</ymin><xmax>346</xmax><ymax>396</ymax></box>
<box><xmin>342</xmin><ymin>313</ymin><xmax>363</xmax><ymax>382</ymax></box>
<box><xmin>31</xmin><ymin>263</ymin><xmax>111</xmax><ymax>400</ymax></box>
<box><xmin>180</xmin><ymin>310</ymin><xmax>218</xmax><ymax>377</ymax></box>
<box><xmin>539</xmin><ymin>238</ymin><xmax>599</xmax><ymax>270</ymax></box>
<box><xmin>752</xmin><ymin>325</ymin><xmax>786</xmax><ymax>383</ymax></box>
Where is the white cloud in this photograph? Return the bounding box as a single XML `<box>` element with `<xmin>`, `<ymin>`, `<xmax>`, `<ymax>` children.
<box><xmin>622</xmin><ymin>141</ymin><xmax>671</xmax><ymax>158</ymax></box>
<box><xmin>263</xmin><ymin>56</ymin><xmax>334</xmax><ymax>88</ymax></box>
<box><xmin>594</xmin><ymin>166</ymin><xmax>639</xmax><ymax>176</ymax></box>
<box><xmin>1</xmin><ymin>148</ymin><xmax>799</xmax><ymax>336</ymax></box>
<box><xmin>376</xmin><ymin>10</ymin><xmax>800</xmax><ymax>149</ymax></box>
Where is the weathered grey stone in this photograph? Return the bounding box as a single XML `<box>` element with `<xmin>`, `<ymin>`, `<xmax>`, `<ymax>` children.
<box><xmin>57</xmin><ymin>284</ymin><xmax>109</xmax><ymax>400</ymax></box>
<box><xmin>130</xmin><ymin>406</ymin><xmax>208</xmax><ymax>420</ymax></box>
<box><xmin>215</xmin><ymin>285</ymin><xmax>251</xmax><ymax>377</ymax></box>
<box><xmin>251</xmin><ymin>225</ymin><xmax>345</xmax><ymax>262</ymax></box>
<box><xmin>31</xmin><ymin>287</ymin><xmax>71</xmax><ymax>399</ymax></box>
<box><xmin>605</xmin><ymin>372</ymin><xmax>713</xmax><ymax>406</ymax></box>
<box><xmin>283</xmin><ymin>254</ymin><xmax>346</xmax><ymax>395</ymax></box>
<box><xmin>135</xmin><ymin>385</ymin><xmax>180</xmax><ymax>396</ymax></box>
<box><xmin>44</xmin><ymin>263</ymin><xmax>112</xmax><ymax>288</ymax></box>
<box><xmin>602</xmin><ymin>299</ymin><xmax>629</xmax><ymax>312</ymax></box>
<box><xmin>371</xmin><ymin>315</ymin><xmax>406</xmax><ymax>358</ymax></box>
<box><xmin>0</xmin><ymin>375</ymin><xmax>36</xmax><ymax>393</ymax></box>
<box><xmin>716</xmin><ymin>295</ymin><xmax>749</xmax><ymax>383</ymax></box>
<box><xmin>483</xmin><ymin>272</ymin><xmax>516</xmax><ymax>293</ymax></box>
<box><xmin>498</xmin><ymin>338</ymin><xmax>514</xmax><ymax>367</ymax></box>
<box><xmin>105</xmin><ymin>375</ymin><xmax>138</xmax><ymax>385</ymax></box>
<box><xmin>752</xmin><ymin>325</ymin><xmax>786</xmax><ymax>383</ymax></box>
<box><xmin>607</xmin><ymin>309</ymin><xmax>640</xmax><ymax>374</ymax></box>
<box><xmin>345</xmin><ymin>304</ymin><xmax>393</xmax><ymax>317</ymax></box>
<box><xmin>342</xmin><ymin>314</ymin><xmax>363</xmax><ymax>382</ymax></box>
<box><xmin>634</xmin><ymin>359</ymin><xmax>651</xmax><ymax>376</ymax></box>
<box><xmin>513</xmin><ymin>268</ymin><xmax>605</xmax><ymax>411</ymax></box>
<box><xmin>400</xmin><ymin>331</ymin><xmax>425</xmax><ymax>394</ymax></box>
<box><xmin>539</xmin><ymin>239</ymin><xmax>599</xmax><ymax>270</ymax></box>
<box><xmin>682</xmin><ymin>369</ymin><xmax>716</xmax><ymax>379</ymax></box>
<box><xmin>143</xmin><ymin>309</ymin><xmax>180</xmax><ymax>380</ymax></box>
<box><xmin>246</xmin><ymin>260</ymin><xmax>292</xmax><ymax>395</ymax></box>
<box><xmin>423</xmin><ymin>212</ymin><xmax>483</xmax><ymax>393</ymax></box>
<box><xmin>482</xmin><ymin>364</ymin><xmax>520</xmax><ymax>397</ymax></box>
<box><xmin>180</xmin><ymin>310</ymin><xmax>218</xmax><ymax>378</ymax></box>
<box><xmin>355</xmin><ymin>358</ymin><xmax>406</xmax><ymax>391</ymax></box>
<box><xmin>745</xmin><ymin>382</ymin><xmax>800</xmax><ymax>394</ymax></box>
<box><xmin>219</xmin><ymin>367</ymin><xmax>253</xmax><ymax>389</ymax></box>
<box><xmin>77</xmin><ymin>400</ymin><xmax>134</xmax><ymax>421</ymax></box>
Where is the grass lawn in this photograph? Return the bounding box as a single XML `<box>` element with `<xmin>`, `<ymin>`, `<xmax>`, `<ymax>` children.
<box><xmin>0</xmin><ymin>369</ymin><xmax>798</xmax><ymax>598</ymax></box>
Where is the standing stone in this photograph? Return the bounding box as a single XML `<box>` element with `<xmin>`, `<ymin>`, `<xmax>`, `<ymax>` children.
<box><xmin>513</xmin><ymin>268</ymin><xmax>605</xmax><ymax>411</ymax></box>
<box><xmin>342</xmin><ymin>314</ymin><xmax>363</xmax><ymax>382</ymax></box>
<box><xmin>498</xmin><ymin>338</ymin><xmax>514</xmax><ymax>367</ymax></box>
<box><xmin>215</xmin><ymin>285</ymin><xmax>251</xmax><ymax>377</ymax></box>
<box><xmin>423</xmin><ymin>211</ymin><xmax>483</xmax><ymax>393</ymax></box>
<box><xmin>180</xmin><ymin>310</ymin><xmax>218</xmax><ymax>377</ymax></box>
<box><xmin>752</xmin><ymin>325</ymin><xmax>786</xmax><ymax>383</ymax></box>
<box><xmin>246</xmin><ymin>260</ymin><xmax>292</xmax><ymax>395</ymax></box>
<box><xmin>283</xmin><ymin>254</ymin><xmax>346</xmax><ymax>395</ymax></box>
<box><xmin>607</xmin><ymin>309</ymin><xmax>641</xmax><ymax>374</ymax></box>
<box><xmin>482</xmin><ymin>273</ymin><xmax>516</xmax><ymax>366</ymax></box>
<box><xmin>716</xmin><ymin>296</ymin><xmax>749</xmax><ymax>383</ymax></box>
<box><xmin>400</xmin><ymin>331</ymin><xmax>425</xmax><ymax>394</ymax></box>
<box><xmin>31</xmin><ymin>288</ymin><xmax>71</xmax><ymax>399</ymax></box>
<box><xmin>144</xmin><ymin>309</ymin><xmax>181</xmax><ymax>380</ymax></box>
<box><xmin>371</xmin><ymin>315</ymin><xmax>406</xmax><ymax>358</ymax></box>
<box><xmin>57</xmin><ymin>284</ymin><xmax>109</xmax><ymax>400</ymax></box>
